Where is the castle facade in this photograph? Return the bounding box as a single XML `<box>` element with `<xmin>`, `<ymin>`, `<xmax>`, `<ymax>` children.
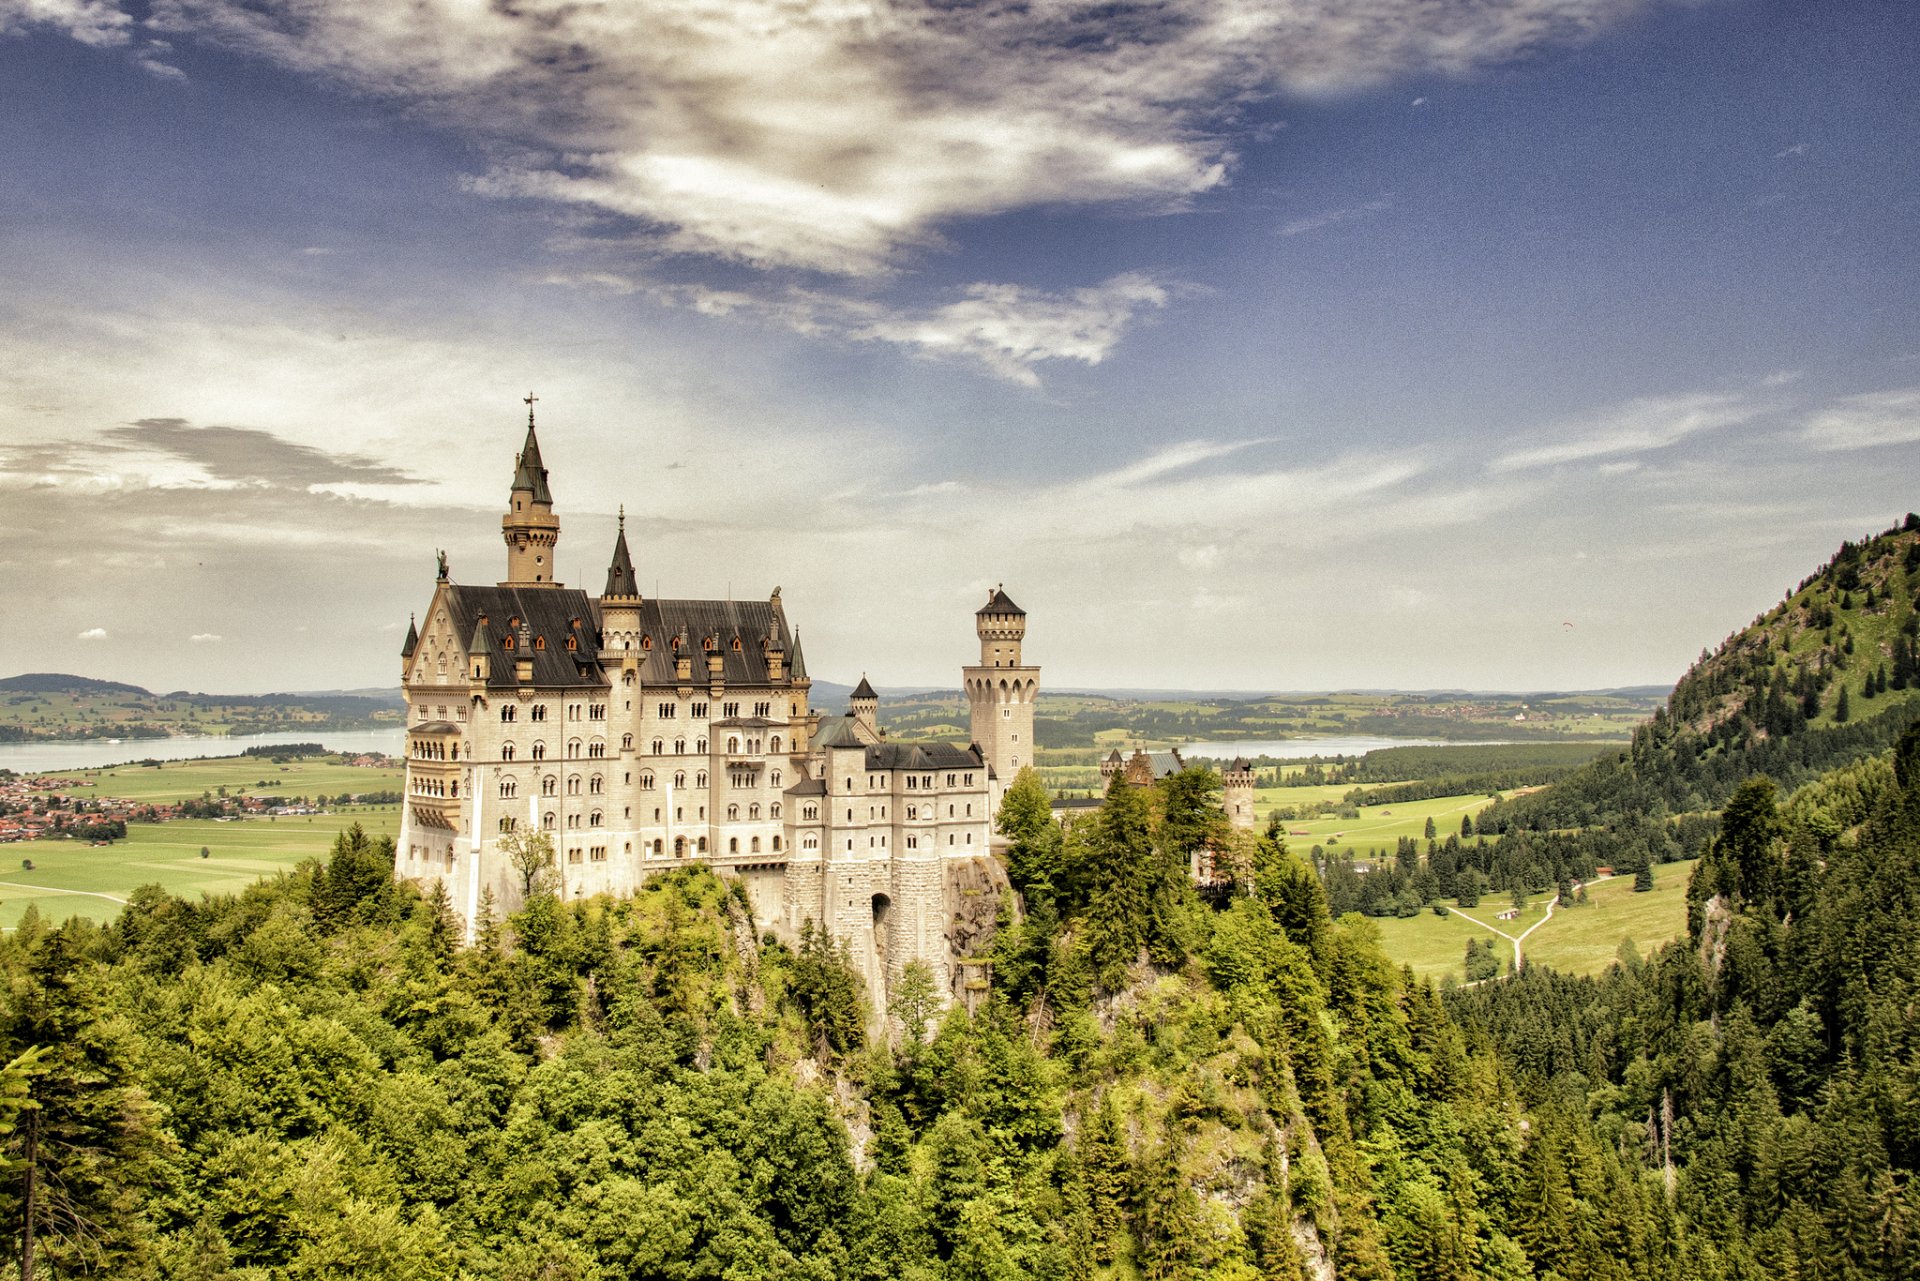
<box><xmin>395</xmin><ymin>409</ymin><xmax>1035</xmax><ymax>1004</ymax></box>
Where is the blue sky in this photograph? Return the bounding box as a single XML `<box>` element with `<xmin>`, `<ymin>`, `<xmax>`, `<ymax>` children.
<box><xmin>0</xmin><ymin>0</ymin><xmax>1915</xmax><ymax>693</ymax></box>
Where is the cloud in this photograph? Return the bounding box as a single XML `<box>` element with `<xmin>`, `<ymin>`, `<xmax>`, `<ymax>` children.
<box><xmin>105</xmin><ymin>0</ymin><xmax>1659</xmax><ymax>278</ymax></box>
<box><xmin>1490</xmin><ymin>393</ymin><xmax>1760</xmax><ymax>472</ymax></box>
<box><xmin>561</xmin><ymin>270</ymin><xmax>1172</xmax><ymax>385</ymax></box>
<box><xmin>77</xmin><ymin>627</ymin><xmax>108</xmax><ymax>640</ymax></box>
<box><xmin>190</xmin><ymin>633</ymin><xmax>222</xmax><ymax>642</ymax></box>
<box><xmin>1279</xmin><ymin>197</ymin><xmax>1393</xmax><ymax>237</ymax></box>
<box><xmin>1800</xmin><ymin>388</ymin><xmax>1920</xmax><ymax>452</ymax></box>
<box><xmin>1774</xmin><ymin>142</ymin><xmax>1809</xmax><ymax>158</ymax></box>
<box><xmin>101</xmin><ymin>419</ymin><xmax>417</xmax><ymax>488</ymax></box>
<box><xmin>0</xmin><ymin>0</ymin><xmax>132</xmax><ymax>46</ymax></box>
<box><xmin>1760</xmin><ymin>369</ymin><xmax>1803</xmax><ymax>387</ymax></box>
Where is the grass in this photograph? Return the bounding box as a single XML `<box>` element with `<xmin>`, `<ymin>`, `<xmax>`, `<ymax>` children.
<box><xmin>0</xmin><ymin>809</ymin><xmax>400</xmax><ymax>929</ymax></box>
<box><xmin>58</xmin><ymin>754</ymin><xmax>404</xmax><ymax>805</ymax></box>
<box><xmin>1368</xmin><ymin>858</ymin><xmax>1698</xmax><ymax>982</ymax></box>
<box><xmin>1269</xmin><ymin>791</ymin><xmax>1512</xmax><ymax>858</ymax></box>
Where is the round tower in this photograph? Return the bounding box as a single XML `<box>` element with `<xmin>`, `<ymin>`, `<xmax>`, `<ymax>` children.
<box><xmin>501</xmin><ymin>394</ymin><xmax>561</xmax><ymax>586</ymax></box>
<box><xmin>599</xmin><ymin>507</ymin><xmax>643</xmax><ymax>667</ymax></box>
<box><xmin>963</xmin><ymin>585</ymin><xmax>1039</xmax><ymax>794</ymax></box>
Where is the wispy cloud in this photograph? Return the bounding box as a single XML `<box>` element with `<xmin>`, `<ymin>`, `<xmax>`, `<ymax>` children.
<box><xmin>103</xmin><ymin>419</ymin><xmax>417</xmax><ymax>489</ymax></box>
<box><xmin>1774</xmin><ymin>142</ymin><xmax>1809</xmax><ymax>158</ymax></box>
<box><xmin>553</xmin><ymin>271</ymin><xmax>1173</xmax><ymax>386</ymax></box>
<box><xmin>1280</xmin><ymin>197</ymin><xmax>1392</xmax><ymax>236</ymax></box>
<box><xmin>77</xmin><ymin>626</ymin><xmax>108</xmax><ymax>640</ymax></box>
<box><xmin>189</xmin><ymin>633</ymin><xmax>222</xmax><ymax>642</ymax></box>
<box><xmin>1800</xmin><ymin>388</ymin><xmax>1920</xmax><ymax>452</ymax></box>
<box><xmin>1490</xmin><ymin>393</ymin><xmax>1760</xmax><ymax>472</ymax></box>
<box><xmin>0</xmin><ymin>0</ymin><xmax>132</xmax><ymax>47</ymax></box>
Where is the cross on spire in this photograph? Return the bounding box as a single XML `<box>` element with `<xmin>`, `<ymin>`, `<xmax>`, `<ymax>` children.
<box><xmin>523</xmin><ymin>391</ymin><xmax>538</xmax><ymax>427</ymax></box>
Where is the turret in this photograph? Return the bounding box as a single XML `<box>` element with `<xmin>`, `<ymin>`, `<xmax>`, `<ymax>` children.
<box><xmin>501</xmin><ymin>395</ymin><xmax>562</xmax><ymax>586</ymax></box>
<box><xmin>600</xmin><ymin>508</ymin><xmax>642</xmax><ymax>667</ymax></box>
<box><xmin>850</xmin><ymin>675</ymin><xmax>878</xmax><ymax>736</ymax></box>
<box><xmin>1223</xmin><ymin>757</ymin><xmax>1257</xmax><ymax>830</ymax></box>
<box><xmin>467</xmin><ymin>617</ymin><xmax>491</xmax><ymax>684</ymax></box>
<box><xmin>401</xmin><ymin>614</ymin><xmax>418</xmax><ymax>673</ymax></box>
<box><xmin>514</xmin><ymin>622</ymin><xmax>534</xmax><ymax>685</ymax></box>
<box><xmin>975</xmin><ymin>585</ymin><xmax>1026</xmax><ymax>668</ymax></box>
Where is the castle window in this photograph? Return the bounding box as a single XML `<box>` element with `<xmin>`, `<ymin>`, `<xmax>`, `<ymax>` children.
<box><xmin>731</xmin><ymin>636</ymin><xmax>742</xmax><ymax>652</ymax></box>
<box><xmin>590</xmin><ymin>775</ymin><xmax>603</xmax><ymax>794</ymax></box>
<box><xmin>658</xmin><ymin>702</ymin><xmax>676</xmax><ymax>719</ymax></box>
<box><xmin>697</xmin><ymin>837</ymin><xmax>708</xmax><ymax>853</ymax></box>
<box><xmin>674</xmin><ymin>738</ymin><xmax>686</xmax><ymax>755</ymax></box>
<box><xmin>907</xmin><ymin>806</ymin><xmax>916</xmax><ymax>820</ymax></box>
<box><xmin>499</xmin><ymin>816</ymin><xmax>516</xmax><ymax>832</ymax></box>
<box><xmin>531</xmin><ymin>704</ymin><xmax>547</xmax><ymax>722</ymax></box>
<box><xmin>750</xmin><ymin>836</ymin><xmax>761</xmax><ymax>852</ymax></box>
<box><xmin>590</xmin><ymin>811</ymin><xmax>602</xmax><ymax>827</ymax></box>
<box><xmin>652</xmin><ymin>739</ymin><xmax>664</xmax><ymax>755</ymax></box>
<box><xmin>749</xmin><ymin>803</ymin><xmax>761</xmax><ymax>820</ymax></box>
<box><xmin>674</xmin><ymin>837</ymin><xmax>686</xmax><ymax>856</ymax></box>
<box><xmin>772</xmin><ymin>835</ymin><xmax>781</xmax><ymax>851</ymax></box>
<box><xmin>948</xmin><ymin>804</ymin><xmax>955</xmax><ymax>817</ymax></box>
<box><xmin>964</xmin><ymin>774</ymin><xmax>974</xmax><ymax>786</ymax></box>
<box><xmin>535</xmin><ymin>636</ymin><xmax>546</xmax><ymax>650</ymax></box>
<box><xmin>589</xmin><ymin>741</ymin><xmax>605</xmax><ymax>758</ymax></box>
<box><xmin>532</xmin><ymin>742</ymin><xmax>546</xmax><ymax>760</ymax></box>
<box><xmin>568</xmin><ymin>739</ymin><xmax>581</xmax><ymax>759</ymax></box>
<box><xmin>674</xmin><ymin>771</ymin><xmax>686</xmax><ymax>788</ymax></box>
<box><xmin>692</xmin><ymin>702</ymin><xmax>707</xmax><ymax>718</ymax></box>
<box><xmin>728</xmin><ymin>837</ymin><xmax>739</xmax><ymax>853</ymax></box>
<box><xmin>568</xmin><ymin>845</ymin><xmax>582</xmax><ymax>862</ymax></box>
<box><xmin>728</xmin><ymin>737</ymin><xmax>740</xmax><ymax>753</ymax></box>
<box><xmin>754</xmin><ymin>701</ymin><xmax>770</xmax><ymax>717</ymax></box>
<box><xmin>723</xmin><ymin>702</ymin><xmax>739</xmax><ymax>718</ymax></box>
<box><xmin>652</xmin><ymin>839</ymin><xmax>663</xmax><ymax>855</ymax></box>
<box><xmin>503</xmin><ymin>635</ymin><xmax>514</xmax><ymax>651</ymax></box>
<box><xmin>542</xmin><ymin>812</ymin><xmax>555</xmax><ymax>830</ymax></box>
<box><xmin>642</xmin><ymin>634</ymin><xmax>652</xmax><ymax>650</ymax></box>
<box><xmin>804</xmin><ymin>835</ymin><xmax>818</xmax><ymax>850</ymax></box>
<box><xmin>593</xmin><ymin>845</ymin><xmax>608</xmax><ymax>862</ymax></box>
<box><xmin>696</xmin><ymin>737</ymin><xmax>707</xmax><ymax>753</ymax></box>
<box><xmin>541</xmin><ymin>776</ymin><xmax>557</xmax><ymax>796</ymax></box>
<box><xmin>500</xmin><ymin>779</ymin><xmax>517</xmax><ymax>799</ymax></box>
<box><xmin>640</xmin><ymin>771</ymin><xmax>654</xmax><ymax>789</ymax></box>
<box><xmin>770</xmin><ymin>770</ymin><xmax>781</xmax><ymax>787</ymax></box>
<box><xmin>804</xmin><ymin>804</ymin><xmax>817</xmax><ymax>821</ymax></box>
<box><xmin>622</xmin><ymin>734</ymin><xmax>633</xmax><ymax>750</ymax></box>
<box><xmin>502</xmin><ymin>744</ymin><xmax>515</xmax><ymax>761</ymax></box>
<box><xmin>946</xmin><ymin>774</ymin><xmax>955</xmax><ymax>787</ymax></box>
<box><xmin>501</xmin><ymin>706</ymin><xmax>516</xmax><ymax>723</ymax></box>
<box><xmin>567</xmin><ymin>775</ymin><xmax>580</xmax><ymax>796</ymax></box>
<box><xmin>906</xmin><ymin>776</ymin><xmax>916</xmax><ymax>790</ymax></box>
<box><xmin>770</xmin><ymin>736</ymin><xmax>781</xmax><ymax>753</ymax></box>
<box><xmin>695</xmin><ymin>770</ymin><xmax>708</xmax><ymax>788</ymax></box>
<box><xmin>566</xmin><ymin>635</ymin><xmax>577</xmax><ymax>651</ymax></box>
<box><xmin>727</xmin><ymin>804</ymin><xmax>739</xmax><ymax>820</ymax></box>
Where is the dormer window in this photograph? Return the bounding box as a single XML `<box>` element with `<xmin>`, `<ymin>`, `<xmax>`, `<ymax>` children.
<box><xmin>535</xmin><ymin>636</ymin><xmax>546</xmax><ymax>651</ymax></box>
<box><xmin>642</xmin><ymin>634</ymin><xmax>653</xmax><ymax>651</ymax></box>
<box><xmin>503</xmin><ymin>635</ymin><xmax>515</xmax><ymax>651</ymax></box>
<box><xmin>731</xmin><ymin>636</ymin><xmax>742</xmax><ymax>652</ymax></box>
<box><xmin>566</xmin><ymin>635</ymin><xmax>577</xmax><ymax>651</ymax></box>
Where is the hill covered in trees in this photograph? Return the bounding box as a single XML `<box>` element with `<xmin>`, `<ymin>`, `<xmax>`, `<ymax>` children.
<box><xmin>1478</xmin><ymin>515</ymin><xmax>1920</xmax><ymax>838</ymax></box>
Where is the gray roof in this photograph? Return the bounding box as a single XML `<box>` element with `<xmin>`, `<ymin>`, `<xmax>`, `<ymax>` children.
<box><xmin>784</xmin><ymin>777</ymin><xmax>828</xmax><ymax>797</ymax></box>
<box><xmin>621</xmin><ymin>599</ymin><xmax>796</xmax><ymax>686</ymax></box>
<box><xmin>977</xmin><ymin>586</ymin><xmax>1025</xmax><ymax>616</ymax></box>
<box><xmin>815</xmin><ymin>717</ymin><xmax>867</xmax><ymax>749</ymax></box>
<box><xmin>1145</xmin><ymin>750</ymin><xmax>1186</xmax><ymax>778</ymax></box>
<box><xmin>413</xmin><ymin>720</ymin><xmax>461</xmax><ymax>735</ymax></box>
<box><xmin>510</xmin><ymin>421</ymin><xmax>553</xmax><ymax>505</ymax></box>
<box><xmin>444</xmin><ymin>584</ymin><xmax>604</xmax><ymax>689</ymax></box>
<box><xmin>713</xmin><ymin>716</ymin><xmax>780</xmax><ymax>729</ymax></box>
<box><xmin>401</xmin><ymin>616</ymin><xmax>418</xmax><ymax>659</ymax></box>
<box><xmin>864</xmin><ymin>742</ymin><xmax>983</xmax><ymax>771</ymax></box>
<box><xmin>851</xmin><ymin>675</ymin><xmax>877</xmax><ymax>700</ymax></box>
<box><xmin>789</xmin><ymin>630</ymin><xmax>808</xmax><ymax>680</ymax></box>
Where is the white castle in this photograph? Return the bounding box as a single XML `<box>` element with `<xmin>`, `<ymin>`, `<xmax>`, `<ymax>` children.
<box><xmin>395</xmin><ymin>405</ymin><xmax>1036</xmax><ymax>1004</ymax></box>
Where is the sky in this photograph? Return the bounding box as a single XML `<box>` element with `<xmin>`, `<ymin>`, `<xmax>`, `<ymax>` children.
<box><xmin>0</xmin><ymin>0</ymin><xmax>1916</xmax><ymax>696</ymax></box>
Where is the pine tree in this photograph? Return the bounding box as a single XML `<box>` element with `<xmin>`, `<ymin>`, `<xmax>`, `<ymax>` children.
<box><xmin>1834</xmin><ymin>682</ymin><xmax>1850</xmax><ymax>724</ymax></box>
<box><xmin>1083</xmin><ymin>773</ymin><xmax>1155</xmax><ymax>987</ymax></box>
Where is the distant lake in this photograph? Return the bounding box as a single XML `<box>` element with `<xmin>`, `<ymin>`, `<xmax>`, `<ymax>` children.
<box><xmin>0</xmin><ymin>729</ymin><xmax>405</xmax><ymax>774</ymax></box>
<box><xmin>1181</xmin><ymin>736</ymin><xmax>1456</xmax><ymax>761</ymax></box>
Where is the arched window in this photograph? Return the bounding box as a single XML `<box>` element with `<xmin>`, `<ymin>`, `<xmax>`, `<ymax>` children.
<box><xmin>542</xmin><ymin>776</ymin><xmax>557</xmax><ymax>797</ymax></box>
<box><xmin>674</xmin><ymin>738</ymin><xmax>686</xmax><ymax>755</ymax></box>
<box><xmin>803</xmin><ymin>835</ymin><xmax>818</xmax><ymax>850</ymax></box>
<box><xmin>803</xmin><ymin>804</ymin><xmax>817</xmax><ymax>821</ymax></box>
<box><xmin>696</xmin><ymin>737</ymin><xmax>707</xmax><ymax>753</ymax></box>
<box><xmin>621</xmin><ymin>733</ymin><xmax>633</xmax><ymax>750</ymax></box>
<box><xmin>771</xmin><ymin>803</ymin><xmax>781</xmax><ymax>819</ymax></box>
<box><xmin>567</xmin><ymin>776</ymin><xmax>581</xmax><ymax>796</ymax></box>
<box><xmin>588</xmin><ymin>741</ymin><xmax>604</xmax><ymax>758</ymax></box>
<box><xmin>499</xmin><ymin>816</ymin><xmax>516</xmax><ymax>833</ymax></box>
<box><xmin>502</xmin><ymin>743</ymin><xmax>515</xmax><ymax>761</ymax></box>
<box><xmin>674</xmin><ymin>771</ymin><xmax>686</xmax><ymax>788</ymax></box>
<box><xmin>727</xmin><ymin>804</ymin><xmax>739</xmax><ymax>820</ymax></box>
<box><xmin>770</xmin><ymin>770</ymin><xmax>782</xmax><ymax>787</ymax></box>
<box><xmin>589</xmin><ymin>775</ymin><xmax>603</xmax><ymax>794</ymax></box>
<box><xmin>728</xmin><ymin>736</ymin><xmax>739</xmax><ymax>753</ymax></box>
<box><xmin>695</xmin><ymin>770</ymin><xmax>708</xmax><ymax>788</ymax></box>
<box><xmin>651</xmin><ymin>739</ymin><xmax>664</xmax><ymax>755</ymax></box>
<box><xmin>728</xmin><ymin>837</ymin><xmax>739</xmax><ymax>853</ymax></box>
<box><xmin>674</xmin><ymin>837</ymin><xmax>686</xmax><ymax>856</ymax></box>
<box><xmin>652</xmin><ymin>839</ymin><xmax>663</xmax><ymax>855</ymax></box>
<box><xmin>568</xmin><ymin>739</ymin><xmax>581</xmax><ymax>759</ymax></box>
<box><xmin>542</xmin><ymin>812</ymin><xmax>555</xmax><ymax>830</ymax></box>
<box><xmin>590</xmin><ymin>811</ymin><xmax>602</xmax><ymax>827</ymax></box>
<box><xmin>697</xmin><ymin>837</ymin><xmax>708</xmax><ymax>853</ymax></box>
<box><xmin>532</xmin><ymin>742</ymin><xmax>546</xmax><ymax>760</ymax></box>
<box><xmin>640</xmin><ymin>771</ymin><xmax>654</xmax><ymax>789</ymax></box>
<box><xmin>751</xmin><ymin>836</ymin><xmax>761</xmax><ymax>853</ymax></box>
<box><xmin>499</xmin><ymin>778</ymin><xmax>517</xmax><ymax>799</ymax></box>
<box><xmin>749</xmin><ymin>803</ymin><xmax>760</xmax><ymax>820</ymax></box>
<box><xmin>501</xmin><ymin>705</ymin><xmax>516</xmax><ymax>722</ymax></box>
<box><xmin>770</xmin><ymin>735</ymin><xmax>781</xmax><ymax>753</ymax></box>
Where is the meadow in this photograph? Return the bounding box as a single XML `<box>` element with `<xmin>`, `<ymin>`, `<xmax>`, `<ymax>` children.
<box><xmin>68</xmin><ymin>754</ymin><xmax>405</xmax><ymax>804</ymax></box>
<box><xmin>1365</xmin><ymin>858</ymin><xmax>1698</xmax><ymax>981</ymax></box>
<box><xmin>1266</xmin><ymin>790</ymin><xmax>1514</xmax><ymax>858</ymax></box>
<box><xmin>1</xmin><ymin>810</ymin><xmax>400</xmax><ymax>929</ymax></box>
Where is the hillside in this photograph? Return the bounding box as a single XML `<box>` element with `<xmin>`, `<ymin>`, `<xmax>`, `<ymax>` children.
<box><xmin>1479</xmin><ymin>514</ymin><xmax>1920</xmax><ymax>835</ymax></box>
<box><xmin>0</xmin><ymin>673</ymin><xmax>404</xmax><ymax>742</ymax></box>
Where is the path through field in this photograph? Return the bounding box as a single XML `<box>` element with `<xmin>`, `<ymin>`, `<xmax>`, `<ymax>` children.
<box><xmin>1449</xmin><ymin>895</ymin><xmax>1559</xmax><ymax>971</ymax></box>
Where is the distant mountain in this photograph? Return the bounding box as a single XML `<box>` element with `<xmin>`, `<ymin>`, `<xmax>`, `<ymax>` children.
<box><xmin>1480</xmin><ymin>513</ymin><xmax>1920</xmax><ymax>832</ymax></box>
<box><xmin>0</xmin><ymin>672</ymin><xmax>151</xmax><ymax>696</ymax></box>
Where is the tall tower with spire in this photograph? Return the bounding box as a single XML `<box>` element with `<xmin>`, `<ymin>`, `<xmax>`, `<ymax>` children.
<box><xmin>599</xmin><ymin>507</ymin><xmax>642</xmax><ymax>666</ymax></box>
<box><xmin>963</xmin><ymin>586</ymin><xmax>1038</xmax><ymax>794</ymax></box>
<box><xmin>501</xmin><ymin>393</ymin><xmax>561</xmax><ymax>586</ymax></box>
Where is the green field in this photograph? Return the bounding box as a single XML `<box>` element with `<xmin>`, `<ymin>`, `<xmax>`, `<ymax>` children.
<box><xmin>1267</xmin><ymin>791</ymin><xmax>1513</xmax><ymax>857</ymax></box>
<box><xmin>64</xmin><ymin>754</ymin><xmax>404</xmax><ymax>805</ymax></box>
<box><xmin>0</xmin><ymin>810</ymin><xmax>400</xmax><ymax>929</ymax></box>
<box><xmin>1368</xmin><ymin>858</ymin><xmax>1698</xmax><ymax>982</ymax></box>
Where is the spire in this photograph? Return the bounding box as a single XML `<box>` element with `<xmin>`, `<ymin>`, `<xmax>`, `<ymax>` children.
<box><xmin>977</xmin><ymin>584</ymin><xmax>1024</xmax><ymax>616</ymax></box>
<box><xmin>468</xmin><ymin>616</ymin><xmax>490</xmax><ymax>656</ymax></box>
<box><xmin>789</xmin><ymin>630</ymin><xmax>808</xmax><ymax>680</ymax></box>
<box><xmin>852</xmin><ymin>675</ymin><xmax>877</xmax><ymax>701</ymax></box>
<box><xmin>510</xmin><ymin>413</ymin><xmax>553</xmax><ymax>505</ymax></box>
<box><xmin>603</xmin><ymin>505</ymin><xmax>639</xmax><ymax>599</ymax></box>
<box><xmin>401</xmin><ymin>614</ymin><xmax>418</xmax><ymax>658</ymax></box>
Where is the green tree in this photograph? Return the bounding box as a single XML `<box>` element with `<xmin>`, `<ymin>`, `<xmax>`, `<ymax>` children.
<box><xmin>498</xmin><ymin>825</ymin><xmax>557</xmax><ymax>901</ymax></box>
<box><xmin>1082</xmin><ymin>773</ymin><xmax>1156</xmax><ymax>987</ymax></box>
<box><xmin>997</xmin><ymin>766</ymin><xmax>1064</xmax><ymax>909</ymax></box>
<box><xmin>888</xmin><ymin>959</ymin><xmax>940</xmax><ymax>1052</ymax></box>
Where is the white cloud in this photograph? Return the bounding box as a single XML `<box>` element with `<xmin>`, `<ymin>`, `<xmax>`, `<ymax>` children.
<box><xmin>0</xmin><ymin>0</ymin><xmax>131</xmax><ymax>46</ymax></box>
<box><xmin>1800</xmin><ymin>388</ymin><xmax>1920</xmax><ymax>452</ymax></box>
<box><xmin>112</xmin><ymin>0</ymin><xmax>1658</xmax><ymax>278</ymax></box>
<box><xmin>1760</xmin><ymin>369</ymin><xmax>1802</xmax><ymax>387</ymax></box>
<box><xmin>77</xmin><ymin>626</ymin><xmax>108</xmax><ymax>639</ymax></box>
<box><xmin>1774</xmin><ymin>142</ymin><xmax>1809</xmax><ymax>158</ymax></box>
<box><xmin>1490</xmin><ymin>393</ymin><xmax>1760</xmax><ymax>472</ymax></box>
<box><xmin>189</xmin><ymin>633</ymin><xmax>222</xmax><ymax>642</ymax></box>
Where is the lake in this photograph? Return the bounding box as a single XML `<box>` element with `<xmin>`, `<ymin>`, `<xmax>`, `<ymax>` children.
<box><xmin>0</xmin><ymin>729</ymin><xmax>405</xmax><ymax>774</ymax></box>
<box><xmin>1181</xmin><ymin>736</ymin><xmax>1457</xmax><ymax>761</ymax></box>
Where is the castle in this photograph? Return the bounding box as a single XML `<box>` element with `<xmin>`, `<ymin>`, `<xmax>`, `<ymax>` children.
<box><xmin>395</xmin><ymin>406</ymin><xmax>1035</xmax><ymax>1006</ymax></box>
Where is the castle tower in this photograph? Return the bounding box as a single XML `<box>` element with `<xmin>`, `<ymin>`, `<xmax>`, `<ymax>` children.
<box><xmin>501</xmin><ymin>394</ymin><xmax>561</xmax><ymax>586</ymax></box>
<box><xmin>850</xmin><ymin>675</ymin><xmax>879</xmax><ymax>739</ymax></box>
<box><xmin>1223</xmin><ymin>757</ymin><xmax>1257</xmax><ymax>830</ymax></box>
<box><xmin>599</xmin><ymin>508</ymin><xmax>642</xmax><ymax>667</ymax></box>
<box><xmin>964</xmin><ymin>585</ymin><xmax>1038</xmax><ymax>790</ymax></box>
